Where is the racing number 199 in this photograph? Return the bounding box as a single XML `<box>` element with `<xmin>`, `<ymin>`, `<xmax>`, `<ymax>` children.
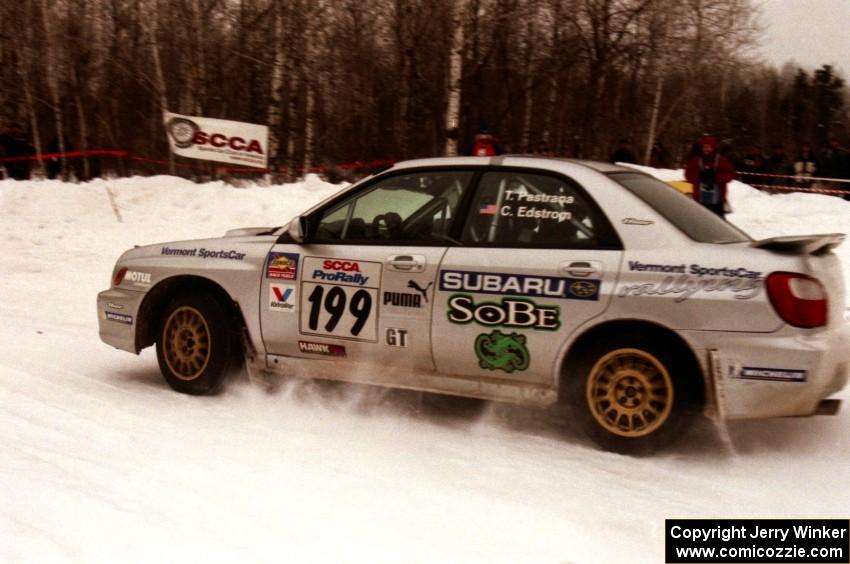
<box><xmin>307</xmin><ymin>285</ymin><xmax>372</xmax><ymax>336</ymax></box>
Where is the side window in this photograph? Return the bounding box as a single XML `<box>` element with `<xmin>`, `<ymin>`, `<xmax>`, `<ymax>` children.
<box><xmin>314</xmin><ymin>170</ymin><xmax>473</xmax><ymax>244</ymax></box>
<box><xmin>461</xmin><ymin>171</ymin><xmax>616</xmax><ymax>248</ymax></box>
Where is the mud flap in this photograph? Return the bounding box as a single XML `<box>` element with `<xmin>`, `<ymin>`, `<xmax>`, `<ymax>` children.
<box><xmin>241</xmin><ymin>326</ymin><xmax>280</xmax><ymax>392</ymax></box>
<box><xmin>707</xmin><ymin>349</ymin><xmax>736</xmax><ymax>453</ymax></box>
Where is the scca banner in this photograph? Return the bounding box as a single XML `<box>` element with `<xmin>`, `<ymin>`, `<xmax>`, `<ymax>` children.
<box><xmin>163</xmin><ymin>111</ymin><xmax>268</xmax><ymax>169</ymax></box>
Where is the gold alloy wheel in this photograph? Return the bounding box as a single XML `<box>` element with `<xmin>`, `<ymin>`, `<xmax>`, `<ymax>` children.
<box><xmin>162</xmin><ymin>306</ymin><xmax>212</xmax><ymax>381</ymax></box>
<box><xmin>585</xmin><ymin>348</ymin><xmax>674</xmax><ymax>438</ymax></box>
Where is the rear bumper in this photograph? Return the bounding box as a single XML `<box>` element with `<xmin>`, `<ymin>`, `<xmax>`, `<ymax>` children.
<box><xmin>97</xmin><ymin>287</ymin><xmax>146</xmax><ymax>353</ymax></box>
<box><xmin>682</xmin><ymin>322</ymin><xmax>850</xmax><ymax>419</ymax></box>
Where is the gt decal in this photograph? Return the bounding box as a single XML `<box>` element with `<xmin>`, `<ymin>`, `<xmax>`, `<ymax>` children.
<box><xmin>475</xmin><ymin>331</ymin><xmax>529</xmax><ymax>373</ymax></box>
<box><xmin>386</xmin><ymin>328</ymin><xmax>408</xmax><ymax>347</ymax></box>
<box><xmin>447</xmin><ymin>294</ymin><xmax>560</xmax><ymax>331</ymax></box>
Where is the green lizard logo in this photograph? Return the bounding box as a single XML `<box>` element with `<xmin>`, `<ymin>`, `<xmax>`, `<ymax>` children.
<box><xmin>474</xmin><ymin>330</ymin><xmax>530</xmax><ymax>373</ymax></box>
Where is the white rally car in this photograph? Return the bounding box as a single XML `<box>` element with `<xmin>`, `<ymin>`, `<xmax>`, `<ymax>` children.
<box><xmin>97</xmin><ymin>157</ymin><xmax>850</xmax><ymax>451</ymax></box>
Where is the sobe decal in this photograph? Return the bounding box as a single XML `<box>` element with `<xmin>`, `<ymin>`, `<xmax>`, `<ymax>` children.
<box><xmin>447</xmin><ymin>294</ymin><xmax>560</xmax><ymax>330</ymax></box>
<box><xmin>475</xmin><ymin>331</ymin><xmax>530</xmax><ymax>373</ymax></box>
<box><xmin>618</xmin><ymin>260</ymin><xmax>763</xmax><ymax>302</ymax></box>
<box><xmin>439</xmin><ymin>270</ymin><xmax>600</xmax><ymax>301</ymax></box>
<box><xmin>300</xmin><ymin>257</ymin><xmax>382</xmax><ymax>342</ymax></box>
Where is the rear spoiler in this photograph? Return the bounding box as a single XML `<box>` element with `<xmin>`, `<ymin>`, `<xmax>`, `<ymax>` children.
<box><xmin>751</xmin><ymin>233</ymin><xmax>845</xmax><ymax>255</ymax></box>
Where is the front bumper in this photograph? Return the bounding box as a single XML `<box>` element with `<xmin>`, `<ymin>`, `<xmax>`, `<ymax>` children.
<box><xmin>681</xmin><ymin>322</ymin><xmax>850</xmax><ymax>419</ymax></box>
<box><xmin>97</xmin><ymin>287</ymin><xmax>146</xmax><ymax>353</ymax></box>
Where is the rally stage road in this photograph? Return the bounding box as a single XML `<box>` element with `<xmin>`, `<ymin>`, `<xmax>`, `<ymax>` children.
<box><xmin>1</xmin><ymin>174</ymin><xmax>849</xmax><ymax>563</ymax></box>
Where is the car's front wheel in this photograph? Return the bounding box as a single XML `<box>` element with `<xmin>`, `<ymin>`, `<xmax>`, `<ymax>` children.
<box><xmin>156</xmin><ymin>292</ymin><xmax>240</xmax><ymax>395</ymax></box>
<box><xmin>570</xmin><ymin>335</ymin><xmax>694</xmax><ymax>453</ymax></box>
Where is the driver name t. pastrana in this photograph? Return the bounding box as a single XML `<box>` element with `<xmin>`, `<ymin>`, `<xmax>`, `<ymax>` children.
<box><xmin>505</xmin><ymin>190</ymin><xmax>574</xmax><ymax>206</ymax></box>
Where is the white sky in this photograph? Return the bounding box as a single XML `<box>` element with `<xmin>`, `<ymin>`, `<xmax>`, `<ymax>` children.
<box><xmin>758</xmin><ymin>0</ymin><xmax>850</xmax><ymax>75</ymax></box>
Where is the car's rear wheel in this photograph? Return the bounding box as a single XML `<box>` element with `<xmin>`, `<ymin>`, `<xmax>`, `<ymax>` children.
<box><xmin>570</xmin><ymin>335</ymin><xmax>694</xmax><ymax>453</ymax></box>
<box><xmin>156</xmin><ymin>292</ymin><xmax>240</xmax><ymax>395</ymax></box>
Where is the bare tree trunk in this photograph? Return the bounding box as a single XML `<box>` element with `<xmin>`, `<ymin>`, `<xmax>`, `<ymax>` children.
<box><xmin>17</xmin><ymin>1</ymin><xmax>44</xmax><ymax>176</ymax></box>
<box><xmin>266</xmin><ymin>0</ymin><xmax>286</xmax><ymax>173</ymax></box>
<box><xmin>76</xmin><ymin>93</ymin><xmax>90</xmax><ymax>179</ymax></box>
<box><xmin>141</xmin><ymin>0</ymin><xmax>174</xmax><ymax>174</ymax></box>
<box><xmin>644</xmin><ymin>73</ymin><xmax>664</xmax><ymax>164</ymax></box>
<box><xmin>285</xmin><ymin>70</ymin><xmax>301</xmax><ymax>181</ymax></box>
<box><xmin>304</xmin><ymin>84</ymin><xmax>315</xmax><ymax>173</ymax></box>
<box><xmin>444</xmin><ymin>0</ymin><xmax>466</xmax><ymax>156</ymax></box>
<box><xmin>41</xmin><ymin>0</ymin><xmax>67</xmax><ymax>180</ymax></box>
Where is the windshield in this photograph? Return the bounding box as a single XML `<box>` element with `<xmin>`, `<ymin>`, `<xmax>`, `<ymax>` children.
<box><xmin>609</xmin><ymin>172</ymin><xmax>751</xmax><ymax>244</ymax></box>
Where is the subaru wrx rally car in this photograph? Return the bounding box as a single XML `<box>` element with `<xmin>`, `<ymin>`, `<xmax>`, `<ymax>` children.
<box><xmin>97</xmin><ymin>157</ymin><xmax>850</xmax><ymax>451</ymax></box>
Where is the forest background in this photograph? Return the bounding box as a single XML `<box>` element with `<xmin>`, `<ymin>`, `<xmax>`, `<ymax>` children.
<box><xmin>0</xmin><ymin>0</ymin><xmax>845</xmax><ymax>180</ymax></box>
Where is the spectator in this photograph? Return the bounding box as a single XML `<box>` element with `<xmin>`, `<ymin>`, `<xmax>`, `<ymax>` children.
<box><xmin>532</xmin><ymin>140</ymin><xmax>553</xmax><ymax>157</ymax></box>
<box><xmin>793</xmin><ymin>142</ymin><xmax>818</xmax><ymax>188</ymax></box>
<box><xmin>765</xmin><ymin>144</ymin><xmax>793</xmax><ymax>188</ymax></box>
<box><xmin>465</xmin><ymin>124</ymin><xmax>504</xmax><ymax>156</ymax></box>
<box><xmin>609</xmin><ymin>138</ymin><xmax>637</xmax><ymax>164</ymax></box>
<box><xmin>736</xmin><ymin>145</ymin><xmax>766</xmax><ymax>183</ymax></box>
<box><xmin>819</xmin><ymin>139</ymin><xmax>847</xmax><ymax>179</ymax></box>
<box><xmin>46</xmin><ymin>137</ymin><xmax>70</xmax><ymax>180</ymax></box>
<box><xmin>649</xmin><ymin>142</ymin><xmax>670</xmax><ymax>169</ymax></box>
<box><xmin>684</xmin><ymin>134</ymin><xmax>736</xmax><ymax>218</ymax></box>
<box><xmin>0</xmin><ymin>123</ymin><xmax>35</xmax><ymax>180</ymax></box>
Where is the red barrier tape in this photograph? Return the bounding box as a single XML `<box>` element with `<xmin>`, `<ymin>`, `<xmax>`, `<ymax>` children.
<box><xmin>738</xmin><ymin>171</ymin><xmax>850</xmax><ymax>185</ymax></box>
<box><xmin>0</xmin><ymin>149</ymin><xmax>396</xmax><ymax>175</ymax></box>
<box><xmin>750</xmin><ymin>183</ymin><xmax>850</xmax><ymax>196</ymax></box>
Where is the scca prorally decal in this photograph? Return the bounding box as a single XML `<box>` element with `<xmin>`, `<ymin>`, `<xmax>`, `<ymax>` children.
<box><xmin>105</xmin><ymin>311</ymin><xmax>133</xmax><ymax>325</ymax></box>
<box><xmin>300</xmin><ymin>257</ymin><xmax>381</xmax><ymax>342</ymax></box>
<box><xmin>161</xmin><ymin>247</ymin><xmax>246</xmax><ymax>260</ymax></box>
<box><xmin>618</xmin><ymin>275</ymin><xmax>763</xmax><ymax>302</ymax></box>
<box><xmin>269</xmin><ymin>283</ymin><xmax>296</xmax><ymax>312</ymax></box>
<box><xmin>385</xmin><ymin>328</ymin><xmax>408</xmax><ymax>347</ymax></box>
<box><xmin>447</xmin><ymin>294</ymin><xmax>560</xmax><ymax>331</ymax></box>
<box><xmin>627</xmin><ymin>261</ymin><xmax>762</xmax><ymax>279</ymax></box>
<box><xmin>439</xmin><ymin>270</ymin><xmax>600</xmax><ymax>301</ymax></box>
<box><xmin>125</xmin><ymin>270</ymin><xmax>151</xmax><ymax>287</ymax></box>
<box><xmin>737</xmin><ymin>366</ymin><xmax>807</xmax><ymax>383</ymax></box>
<box><xmin>267</xmin><ymin>252</ymin><xmax>299</xmax><ymax>280</ymax></box>
<box><xmin>475</xmin><ymin>330</ymin><xmax>530</xmax><ymax>373</ymax></box>
<box><xmin>298</xmin><ymin>341</ymin><xmax>346</xmax><ymax>357</ymax></box>
<box><xmin>308</xmin><ymin>258</ymin><xmax>377</xmax><ymax>286</ymax></box>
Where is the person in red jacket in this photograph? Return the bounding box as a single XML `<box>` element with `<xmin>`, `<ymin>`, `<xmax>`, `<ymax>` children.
<box><xmin>685</xmin><ymin>134</ymin><xmax>736</xmax><ymax>218</ymax></box>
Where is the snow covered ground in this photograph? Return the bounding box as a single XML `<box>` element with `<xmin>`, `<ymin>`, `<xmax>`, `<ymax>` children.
<box><xmin>1</xmin><ymin>171</ymin><xmax>849</xmax><ymax>563</ymax></box>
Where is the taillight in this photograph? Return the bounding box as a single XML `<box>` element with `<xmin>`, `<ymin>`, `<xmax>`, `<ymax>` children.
<box><xmin>113</xmin><ymin>267</ymin><xmax>128</xmax><ymax>287</ymax></box>
<box><xmin>766</xmin><ymin>272</ymin><xmax>828</xmax><ymax>328</ymax></box>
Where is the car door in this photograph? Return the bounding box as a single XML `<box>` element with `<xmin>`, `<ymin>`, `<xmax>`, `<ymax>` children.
<box><xmin>261</xmin><ymin>168</ymin><xmax>475</xmax><ymax>373</ymax></box>
<box><xmin>432</xmin><ymin>168</ymin><xmax>624</xmax><ymax>387</ymax></box>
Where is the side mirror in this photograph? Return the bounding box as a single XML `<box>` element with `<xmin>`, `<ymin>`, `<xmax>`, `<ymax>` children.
<box><xmin>288</xmin><ymin>216</ymin><xmax>307</xmax><ymax>243</ymax></box>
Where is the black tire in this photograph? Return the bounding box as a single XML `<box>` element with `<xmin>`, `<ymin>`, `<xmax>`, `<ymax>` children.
<box><xmin>155</xmin><ymin>292</ymin><xmax>242</xmax><ymax>395</ymax></box>
<box><xmin>567</xmin><ymin>333</ymin><xmax>698</xmax><ymax>454</ymax></box>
